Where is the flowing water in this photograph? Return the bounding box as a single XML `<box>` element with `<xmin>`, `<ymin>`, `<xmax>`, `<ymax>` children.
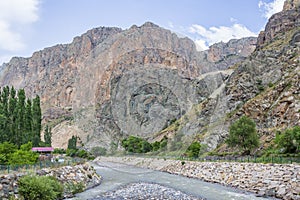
<box><xmin>68</xmin><ymin>161</ymin><xmax>274</xmax><ymax>200</ymax></box>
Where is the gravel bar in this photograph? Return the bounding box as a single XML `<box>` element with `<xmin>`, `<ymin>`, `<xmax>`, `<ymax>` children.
<box><xmin>90</xmin><ymin>182</ymin><xmax>204</xmax><ymax>200</ymax></box>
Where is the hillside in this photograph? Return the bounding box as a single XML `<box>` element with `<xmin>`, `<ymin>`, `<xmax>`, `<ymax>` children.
<box><xmin>0</xmin><ymin>22</ymin><xmax>255</xmax><ymax>149</ymax></box>
<box><xmin>0</xmin><ymin>1</ymin><xmax>298</xmax><ymax>153</ymax></box>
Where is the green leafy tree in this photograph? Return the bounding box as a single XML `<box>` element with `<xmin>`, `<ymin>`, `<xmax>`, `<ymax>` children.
<box><xmin>68</xmin><ymin>135</ymin><xmax>77</xmax><ymax>150</ymax></box>
<box><xmin>44</xmin><ymin>125</ymin><xmax>52</xmax><ymax>147</ymax></box>
<box><xmin>8</xmin><ymin>142</ymin><xmax>38</xmax><ymax>165</ymax></box>
<box><xmin>0</xmin><ymin>142</ymin><xmax>17</xmax><ymax>164</ymax></box>
<box><xmin>185</xmin><ymin>141</ymin><xmax>201</xmax><ymax>158</ymax></box>
<box><xmin>8</xmin><ymin>86</ymin><xmax>17</xmax><ymax>145</ymax></box>
<box><xmin>32</xmin><ymin>96</ymin><xmax>42</xmax><ymax>146</ymax></box>
<box><xmin>16</xmin><ymin>89</ymin><xmax>26</xmax><ymax>146</ymax></box>
<box><xmin>121</xmin><ymin>136</ymin><xmax>152</xmax><ymax>153</ymax></box>
<box><xmin>1</xmin><ymin>86</ymin><xmax>10</xmax><ymax>141</ymax></box>
<box><xmin>24</xmin><ymin>99</ymin><xmax>33</xmax><ymax>144</ymax></box>
<box><xmin>226</xmin><ymin>116</ymin><xmax>259</xmax><ymax>155</ymax></box>
<box><xmin>275</xmin><ymin>126</ymin><xmax>300</xmax><ymax>154</ymax></box>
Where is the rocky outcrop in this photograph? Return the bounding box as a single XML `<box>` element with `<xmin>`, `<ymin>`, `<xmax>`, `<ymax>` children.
<box><xmin>169</xmin><ymin>3</ymin><xmax>300</xmax><ymax>150</ymax></box>
<box><xmin>0</xmin><ymin>163</ymin><xmax>101</xmax><ymax>199</ymax></box>
<box><xmin>0</xmin><ymin>21</ymin><xmax>256</xmax><ymax>149</ymax></box>
<box><xmin>257</xmin><ymin>1</ymin><xmax>300</xmax><ymax>47</ymax></box>
<box><xmin>97</xmin><ymin>156</ymin><xmax>300</xmax><ymax>200</ymax></box>
<box><xmin>283</xmin><ymin>0</ymin><xmax>300</xmax><ymax>11</ymax></box>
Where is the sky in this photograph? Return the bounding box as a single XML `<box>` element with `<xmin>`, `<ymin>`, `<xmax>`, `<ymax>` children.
<box><xmin>0</xmin><ymin>0</ymin><xmax>286</xmax><ymax>65</ymax></box>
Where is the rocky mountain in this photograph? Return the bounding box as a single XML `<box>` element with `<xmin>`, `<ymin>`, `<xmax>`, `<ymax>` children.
<box><xmin>0</xmin><ymin>22</ymin><xmax>255</xmax><ymax>149</ymax></box>
<box><xmin>0</xmin><ymin>0</ymin><xmax>298</xmax><ymax>153</ymax></box>
<box><xmin>163</xmin><ymin>0</ymin><xmax>300</xmax><ymax>151</ymax></box>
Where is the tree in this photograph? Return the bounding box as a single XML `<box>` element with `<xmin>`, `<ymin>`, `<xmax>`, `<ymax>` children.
<box><xmin>0</xmin><ymin>142</ymin><xmax>17</xmax><ymax>164</ymax></box>
<box><xmin>32</xmin><ymin>96</ymin><xmax>42</xmax><ymax>146</ymax></box>
<box><xmin>8</xmin><ymin>86</ymin><xmax>17</xmax><ymax>145</ymax></box>
<box><xmin>24</xmin><ymin>99</ymin><xmax>33</xmax><ymax>144</ymax></box>
<box><xmin>275</xmin><ymin>126</ymin><xmax>300</xmax><ymax>154</ymax></box>
<box><xmin>68</xmin><ymin>135</ymin><xmax>77</xmax><ymax>150</ymax></box>
<box><xmin>226</xmin><ymin>116</ymin><xmax>259</xmax><ymax>155</ymax></box>
<box><xmin>8</xmin><ymin>142</ymin><xmax>38</xmax><ymax>165</ymax></box>
<box><xmin>16</xmin><ymin>89</ymin><xmax>26</xmax><ymax>146</ymax></box>
<box><xmin>185</xmin><ymin>141</ymin><xmax>201</xmax><ymax>158</ymax></box>
<box><xmin>44</xmin><ymin>125</ymin><xmax>52</xmax><ymax>147</ymax></box>
<box><xmin>121</xmin><ymin>136</ymin><xmax>152</xmax><ymax>153</ymax></box>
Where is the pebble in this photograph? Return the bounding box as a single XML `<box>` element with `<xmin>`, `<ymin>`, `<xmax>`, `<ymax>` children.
<box><xmin>91</xmin><ymin>182</ymin><xmax>204</xmax><ymax>200</ymax></box>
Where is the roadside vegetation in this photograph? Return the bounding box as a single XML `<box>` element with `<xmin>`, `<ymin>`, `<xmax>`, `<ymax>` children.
<box><xmin>119</xmin><ymin>115</ymin><xmax>299</xmax><ymax>163</ymax></box>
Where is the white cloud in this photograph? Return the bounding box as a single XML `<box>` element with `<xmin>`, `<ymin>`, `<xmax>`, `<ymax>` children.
<box><xmin>168</xmin><ymin>22</ymin><xmax>174</xmax><ymax>29</ymax></box>
<box><xmin>258</xmin><ymin>0</ymin><xmax>285</xmax><ymax>19</ymax></box>
<box><xmin>189</xmin><ymin>23</ymin><xmax>257</xmax><ymax>50</ymax></box>
<box><xmin>0</xmin><ymin>0</ymin><xmax>40</xmax><ymax>52</ymax></box>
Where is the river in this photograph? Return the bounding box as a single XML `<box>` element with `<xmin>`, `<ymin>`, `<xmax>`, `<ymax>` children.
<box><xmin>68</xmin><ymin>161</ymin><xmax>274</xmax><ymax>200</ymax></box>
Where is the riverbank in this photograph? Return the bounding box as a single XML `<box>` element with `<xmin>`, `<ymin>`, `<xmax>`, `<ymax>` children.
<box><xmin>0</xmin><ymin>163</ymin><xmax>101</xmax><ymax>199</ymax></box>
<box><xmin>95</xmin><ymin>156</ymin><xmax>300</xmax><ymax>200</ymax></box>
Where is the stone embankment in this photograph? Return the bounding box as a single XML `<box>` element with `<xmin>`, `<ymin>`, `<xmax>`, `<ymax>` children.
<box><xmin>96</xmin><ymin>156</ymin><xmax>300</xmax><ymax>200</ymax></box>
<box><xmin>0</xmin><ymin>163</ymin><xmax>101</xmax><ymax>199</ymax></box>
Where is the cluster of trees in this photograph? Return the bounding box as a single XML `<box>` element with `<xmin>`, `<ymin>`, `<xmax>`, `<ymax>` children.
<box><xmin>0</xmin><ymin>86</ymin><xmax>42</xmax><ymax>147</ymax></box>
<box><xmin>66</xmin><ymin>135</ymin><xmax>94</xmax><ymax>159</ymax></box>
<box><xmin>0</xmin><ymin>142</ymin><xmax>38</xmax><ymax>165</ymax></box>
<box><xmin>226</xmin><ymin>115</ymin><xmax>300</xmax><ymax>156</ymax></box>
<box><xmin>121</xmin><ymin>135</ymin><xmax>167</xmax><ymax>153</ymax></box>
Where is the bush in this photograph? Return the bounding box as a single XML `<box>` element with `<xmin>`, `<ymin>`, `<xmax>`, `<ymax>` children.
<box><xmin>90</xmin><ymin>146</ymin><xmax>107</xmax><ymax>156</ymax></box>
<box><xmin>275</xmin><ymin>126</ymin><xmax>300</xmax><ymax>154</ymax></box>
<box><xmin>121</xmin><ymin>136</ymin><xmax>152</xmax><ymax>153</ymax></box>
<box><xmin>0</xmin><ymin>142</ymin><xmax>17</xmax><ymax>164</ymax></box>
<box><xmin>18</xmin><ymin>175</ymin><xmax>63</xmax><ymax>200</ymax></box>
<box><xmin>185</xmin><ymin>141</ymin><xmax>201</xmax><ymax>158</ymax></box>
<box><xmin>53</xmin><ymin>148</ymin><xmax>66</xmax><ymax>154</ymax></box>
<box><xmin>8</xmin><ymin>142</ymin><xmax>38</xmax><ymax>165</ymax></box>
<box><xmin>226</xmin><ymin>116</ymin><xmax>259</xmax><ymax>155</ymax></box>
<box><xmin>64</xmin><ymin>182</ymin><xmax>85</xmax><ymax>195</ymax></box>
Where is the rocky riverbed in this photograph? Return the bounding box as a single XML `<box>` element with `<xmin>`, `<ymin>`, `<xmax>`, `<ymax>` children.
<box><xmin>92</xmin><ymin>182</ymin><xmax>203</xmax><ymax>200</ymax></box>
<box><xmin>95</xmin><ymin>157</ymin><xmax>300</xmax><ymax>200</ymax></box>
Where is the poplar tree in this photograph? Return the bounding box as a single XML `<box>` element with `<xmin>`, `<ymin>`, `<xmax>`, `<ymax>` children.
<box><xmin>16</xmin><ymin>89</ymin><xmax>26</xmax><ymax>146</ymax></box>
<box><xmin>8</xmin><ymin>87</ymin><xmax>17</xmax><ymax>145</ymax></box>
<box><xmin>24</xmin><ymin>99</ymin><xmax>33</xmax><ymax>144</ymax></box>
<box><xmin>32</xmin><ymin>96</ymin><xmax>42</xmax><ymax>146</ymax></box>
<box><xmin>44</xmin><ymin>125</ymin><xmax>52</xmax><ymax>147</ymax></box>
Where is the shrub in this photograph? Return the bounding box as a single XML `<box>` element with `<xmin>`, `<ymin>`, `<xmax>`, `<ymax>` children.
<box><xmin>90</xmin><ymin>146</ymin><xmax>107</xmax><ymax>156</ymax></box>
<box><xmin>18</xmin><ymin>175</ymin><xmax>63</xmax><ymax>200</ymax></box>
<box><xmin>53</xmin><ymin>148</ymin><xmax>66</xmax><ymax>154</ymax></box>
<box><xmin>121</xmin><ymin>136</ymin><xmax>152</xmax><ymax>153</ymax></box>
<box><xmin>64</xmin><ymin>182</ymin><xmax>85</xmax><ymax>195</ymax></box>
<box><xmin>185</xmin><ymin>141</ymin><xmax>201</xmax><ymax>158</ymax></box>
<box><xmin>226</xmin><ymin>116</ymin><xmax>259</xmax><ymax>155</ymax></box>
<box><xmin>8</xmin><ymin>142</ymin><xmax>38</xmax><ymax>165</ymax></box>
<box><xmin>275</xmin><ymin>126</ymin><xmax>300</xmax><ymax>153</ymax></box>
<box><xmin>0</xmin><ymin>142</ymin><xmax>17</xmax><ymax>164</ymax></box>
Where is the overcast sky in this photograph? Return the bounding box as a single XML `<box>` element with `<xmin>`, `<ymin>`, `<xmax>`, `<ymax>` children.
<box><xmin>0</xmin><ymin>0</ymin><xmax>285</xmax><ymax>65</ymax></box>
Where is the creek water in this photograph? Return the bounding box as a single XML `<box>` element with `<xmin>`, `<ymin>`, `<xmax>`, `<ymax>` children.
<box><xmin>68</xmin><ymin>161</ymin><xmax>274</xmax><ymax>200</ymax></box>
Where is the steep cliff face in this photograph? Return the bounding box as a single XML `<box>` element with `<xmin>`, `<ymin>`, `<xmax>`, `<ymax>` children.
<box><xmin>0</xmin><ymin>22</ymin><xmax>255</xmax><ymax>148</ymax></box>
<box><xmin>179</xmin><ymin>3</ymin><xmax>300</xmax><ymax>150</ymax></box>
<box><xmin>257</xmin><ymin>0</ymin><xmax>300</xmax><ymax>47</ymax></box>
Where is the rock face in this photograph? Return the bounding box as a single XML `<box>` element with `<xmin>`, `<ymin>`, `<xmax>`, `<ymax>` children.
<box><xmin>0</xmin><ymin>0</ymin><xmax>298</xmax><ymax>152</ymax></box>
<box><xmin>165</xmin><ymin>1</ymin><xmax>300</xmax><ymax>150</ymax></box>
<box><xmin>0</xmin><ymin>22</ymin><xmax>255</xmax><ymax>149</ymax></box>
<box><xmin>257</xmin><ymin>0</ymin><xmax>300</xmax><ymax>47</ymax></box>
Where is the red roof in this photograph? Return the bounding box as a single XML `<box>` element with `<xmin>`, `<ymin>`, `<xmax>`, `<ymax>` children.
<box><xmin>32</xmin><ymin>147</ymin><xmax>54</xmax><ymax>152</ymax></box>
